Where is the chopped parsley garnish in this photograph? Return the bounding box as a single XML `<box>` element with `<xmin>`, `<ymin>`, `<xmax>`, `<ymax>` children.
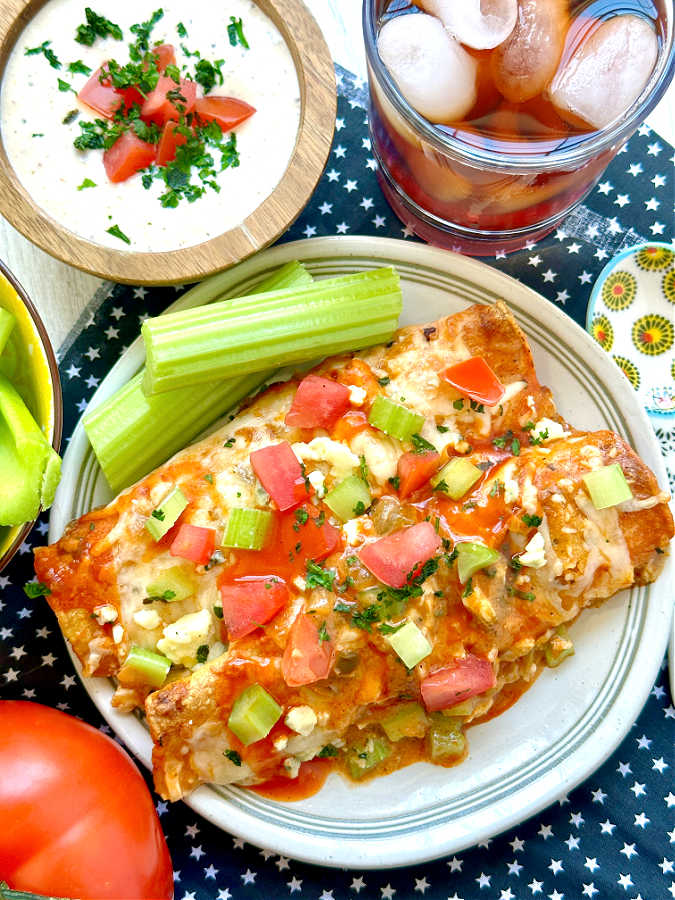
<box><xmin>306</xmin><ymin>560</ymin><xmax>335</xmax><ymax>591</ymax></box>
<box><xmin>106</xmin><ymin>224</ymin><xmax>131</xmax><ymax>244</ymax></box>
<box><xmin>25</xmin><ymin>41</ymin><xmax>61</xmax><ymax>68</ymax></box>
<box><xmin>57</xmin><ymin>78</ymin><xmax>75</xmax><ymax>93</ymax></box>
<box><xmin>509</xmin><ymin>556</ymin><xmax>522</xmax><ymax>571</ymax></box>
<box><xmin>204</xmin><ymin>473</ymin><xmax>214</xmax><ymax>484</ymax></box>
<box><xmin>333</xmin><ymin>600</ymin><xmax>353</xmax><ymax>613</ymax></box>
<box><xmin>228</xmin><ymin>15</ymin><xmax>250</xmax><ymax>48</ymax></box>
<box><xmin>462</xmin><ymin>578</ymin><xmax>474</xmax><ymax>598</ymax></box>
<box><xmin>511</xmin><ymin>437</ymin><xmax>521</xmax><ymax>456</ymax></box>
<box><xmin>529</xmin><ymin>427</ymin><xmax>549</xmax><ymax>446</ymax></box>
<box><xmin>75</xmin><ymin>8</ymin><xmax>123</xmax><ymax>46</ymax></box>
<box><xmin>176</xmin><ymin>21</ymin><xmax>188</xmax><ymax>38</ymax></box>
<box><xmin>353</xmin><ymin>500</ymin><xmax>366</xmax><ymax>516</ymax></box>
<box><xmin>351</xmin><ymin>605</ymin><xmax>381</xmax><ymax>632</ymax></box>
<box><xmin>77</xmin><ymin>177</ymin><xmax>97</xmax><ymax>190</ymax></box>
<box><xmin>317</xmin><ymin>744</ymin><xmax>339</xmax><ymax>758</ymax></box>
<box><xmin>224</xmin><ymin>437</ymin><xmax>236</xmax><ymax>447</ymax></box>
<box><xmin>317</xmin><ymin>622</ymin><xmax>330</xmax><ymax>642</ymax></box>
<box><xmin>195</xmin><ymin>644</ymin><xmax>209</xmax><ymax>664</ymax></box>
<box><xmin>377</xmin><ymin>375</ymin><xmax>390</xmax><ymax>386</ymax></box>
<box><xmin>388</xmin><ymin>475</ymin><xmax>400</xmax><ymax>490</ymax></box>
<box><xmin>224</xmin><ymin>749</ymin><xmax>242</xmax><ymax>766</ymax></box>
<box><xmin>437</xmin><ymin>424</ymin><xmax>449</xmax><ymax>433</ymax></box>
<box><xmin>453</xmin><ymin>398</ymin><xmax>464</xmax><ymax>410</ymax></box>
<box><xmin>359</xmin><ymin>454</ymin><xmax>369</xmax><ymax>483</ymax></box>
<box><xmin>346</xmin><ymin>555</ymin><xmax>359</xmax><ymax>566</ymax></box>
<box><xmin>514</xmin><ymin>589</ymin><xmax>535</xmax><ymax>602</ymax></box>
<box><xmin>68</xmin><ymin>59</ymin><xmax>92</xmax><ymax>75</ymax></box>
<box><xmin>434</xmin><ymin>479</ymin><xmax>448</xmax><ymax>493</ymax></box>
<box><xmin>194</xmin><ymin>58</ymin><xmax>225</xmax><ymax>93</ymax></box>
<box><xmin>378</xmin><ymin>621</ymin><xmax>405</xmax><ymax>635</ymax></box>
<box><xmin>492</xmin><ymin>429</ymin><xmax>513</xmax><ymax>450</ymax></box>
<box><xmin>294</xmin><ymin>508</ymin><xmax>309</xmax><ymax>530</ymax></box>
<box><xmin>411</xmin><ymin>433</ymin><xmax>436</xmax><ymax>453</ymax></box>
<box><xmin>129</xmin><ymin>8</ymin><xmax>163</xmax><ymax>57</ymax></box>
<box><xmin>150</xmin><ymin>508</ymin><xmax>165</xmax><ymax>520</ymax></box>
<box><xmin>213</xmin><ymin>605</ymin><xmax>223</xmax><ymax>618</ymax></box>
<box><xmin>62</xmin><ymin>109</ymin><xmax>79</xmax><ymax>125</ymax></box>
<box><xmin>24</xmin><ymin>581</ymin><xmax>51</xmax><ymax>598</ymax></box>
<box><xmin>469</xmin><ymin>399</ymin><xmax>485</xmax><ymax>413</ymax></box>
<box><xmin>522</xmin><ymin>513</ymin><xmax>542</xmax><ymax>528</ymax></box>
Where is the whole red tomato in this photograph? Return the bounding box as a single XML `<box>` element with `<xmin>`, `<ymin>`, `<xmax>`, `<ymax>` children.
<box><xmin>0</xmin><ymin>701</ymin><xmax>173</xmax><ymax>899</ymax></box>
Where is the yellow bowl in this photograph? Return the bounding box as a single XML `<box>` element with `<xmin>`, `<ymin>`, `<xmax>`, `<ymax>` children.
<box><xmin>0</xmin><ymin>259</ymin><xmax>62</xmax><ymax>571</ymax></box>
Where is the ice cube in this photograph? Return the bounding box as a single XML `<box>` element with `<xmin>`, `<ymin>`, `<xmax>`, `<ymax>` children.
<box><xmin>377</xmin><ymin>12</ymin><xmax>477</xmax><ymax>123</ymax></box>
<box><xmin>491</xmin><ymin>0</ymin><xmax>569</xmax><ymax>103</ymax></box>
<box><xmin>548</xmin><ymin>15</ymin><xmax>658</xmax><ymax>130</ymax></box>
<box><xmin>417</xmin><ymin>0</ymin><xmax>518</xmax><ymax>50</ymax></box>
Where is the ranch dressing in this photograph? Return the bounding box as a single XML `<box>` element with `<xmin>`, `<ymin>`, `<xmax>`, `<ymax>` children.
<box><xmin>0</xmin><ymin>0</ymin><xmax>301</xmax><ymax>252</ymax></box>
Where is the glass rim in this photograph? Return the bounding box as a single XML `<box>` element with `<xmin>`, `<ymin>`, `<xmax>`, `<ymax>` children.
<box><xmin>363</xmin><ymin>0</ymin><xmax>675</xmax><ymax>173</ymax></box>
<box><xmin>0</xmin><ymin>257</ymin><xmax>63</xmax><ymax>572</ymax></box>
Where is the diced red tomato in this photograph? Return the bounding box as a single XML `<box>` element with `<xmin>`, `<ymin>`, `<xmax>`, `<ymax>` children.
<box><xmin>148</xmin><ymin>43</ymin><xmax>176</xmax><ymax>74</ymax></box>
<box><xmin>156</xmin><ymin>121</ymin><xmax>190</xmax><ymax>166</ymax></box>
<box><xmin>169</xmin><ymin>523</ymin><xmax>215</xmax><ymax>566</ymax></box>
<box><xmin>281</xmin><ymin>613</ymin><xmax>334</xmax><ymax>687</ymax></box>
<box><xmin>77</xmin><ymin>65</ymin><xmax>123</xmax><ymax>118</ymax></box>
<box><xmin>285</xmin><ymin>375</ymin><xmax>351</xmax><ymax>429</ymax></box>
<box><xmin>103</xmin><ymin>131</ymin><xmax>157</xmax><ymax>183</ymax></box>
<box><xmin>420</xmin><ymin>655</ymin><xmax>496</xmax><ymax>711</ymax></box>
<box><xmin>218</xmin><ymin>576</ymin><xmax>289</xmax><ymax>640</ymax></box>
<box><xmin>141</xmin><ymin>76</ymin><xmax>196</xmax><ymax>125</ymax></box>
<box><xmin>194</xmin><ymin>96</ymin><xmax>256</xmax><ymax>132</ymax></box>
<box><xmin>442</xmin><ymin>357</ymin><xmax>506</xmax><ymax>407</ymax></box>
<box><xmin>358</xmin><ymin>522</ymin><xmax>442</xmax><ymax>588</ymax></box>
<box><xmin>250</xmin><ymin>442</ymin><xmax>309</xmax><ymax>512</ymax></box>
<box><xmin>397</xmin><ymin>451</ymin><xmax>440</xmax><ymax>499</ymax></box>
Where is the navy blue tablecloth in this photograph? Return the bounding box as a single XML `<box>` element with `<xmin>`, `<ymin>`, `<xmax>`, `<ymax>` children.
<box><xmin>1</xmin><ymin>66</ymin><xmax>673</xmax><ymax>900</ymax></box>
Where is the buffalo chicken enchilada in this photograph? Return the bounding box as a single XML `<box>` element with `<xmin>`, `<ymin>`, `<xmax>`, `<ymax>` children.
<box><xmin>34</xmin><ymin>301</ymin><xmax>673</xmax><ymax>801</ymax></box>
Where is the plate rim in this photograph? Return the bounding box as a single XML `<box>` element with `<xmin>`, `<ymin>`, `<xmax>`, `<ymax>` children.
<box><xmin>50</xmin><ymin>235</ymin><xmax>673</xmax><ymax>868</ymax></box>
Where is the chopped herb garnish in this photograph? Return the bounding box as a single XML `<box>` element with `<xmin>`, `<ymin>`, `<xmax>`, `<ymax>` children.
<box><xmin>294</xmin><ymin>508</ymin><xmax>309</xmax><ymax>531</ymax></box>
<box><xmin>352</xmin><ymin>605</ymin><xmax>381</xmax><ymax>632</ymax></box>
<box><xmin>164</xmin><ymin>63</ymin><xmax>181</xmax><ymax>84</ymax></box>
<box><xmin>434</xmin><ymin>479</ymin><xmax>449</xmax><ymax>493</ymax></box>
<box><xmin>106</xmin><ymin>224</ymin><xmax>131</xmax><ymax>244</ymax></box>
<box><xmin>228</xmin><ymin>15</ymin><xmax>250</xmax><ymax>48</ymax></box>
<box><xmin>334</xmin><ymin>600</ymin><xmax>352</xmax><ymax>613</ymax></box>
<box><xmin>317</xmin><ymin>744</ymin><xmax>338</xmax><ymax>758</ymax></box>
<box><xmin>522</xmin><ymin>513</ymin><xmax>542</xmax><ymax>528</ymax></box>
<box><xmin>492</xmin><ymin>430</ymin><xmax>513</xmax><ymax>450</ymax></box>
<box><xmin>377</xmin><ymin>375</ymin><xmax>390</xmax><ymax>387</ymax></box>
<box><xmin>224</xmin><ymin>437</ymin><xmax>236</xmax><ymax>447</ymax></box>
<box><xmin>511</xmin><ymin>438</ymin><xmax>521</xmax><ymax>456</ymax></box>
<box><xmin>388</xmin><ymin>475</ymin><xmax>400</xmax><ymax>491</ymax></box>
<box><xmin>359</xmin><ymin>454</ymin><xmax>369</xmax><ymax>483</ymax></box>
<box><xmin>24</xmin><ymin>581</ymin><xmax>51</xmax><ymax>598</ymax></box>
<box><xmin>529</xmin><ymin>428</ymin><xmax>549</xmax><ymax>446</ymax></box>
<box><xmin>224</xmin><ymin>748</ymin><xmax>242</xmax><ymax>766</ymax></box>
<box><xmin>128</xmin><ymin>8</ymin><xmax>163</xmax><ymax>57</ymax></box>
<box><xmin>437</xmin><ymin>424</ymin><xmax>449</xmax><ymax>433</ymax></box>
<box><xmin>89</xmin><ymin>522</ymin><xmax>96</xmax><ymax>531</ymax></box>
<box><xmin>411</xmin><ymin>433</ymin><xmax>436</xmax><ymax>454</ymax></box>
<box><xmin>194</xmin><ymin>57</ymin><xmax>224</xmax><ymax>93</ymax></box>
<box><xmin>509</xmin><ymin>557</ymin><xmax>522</xmax><ymax>571</ymax></box>
<box><xmin>203</xmin><ymin>473</ymin><xmax>214</xmax><ymax>484</ymax></box>
<box><xmin>462</xmin><ymin>578</ymin><xmax>474</xmax><ymax>598</ymax></box>
<box><xmin>523</xmin><ymin>421</ymin><xmax>535</xmax><ymax>431</ymax></box>
<box><xmin>346</xmin><ymin>555</ymin><xmax>359</xmax><ymax>566</ymax></box>
<box><xmin>150</xmin><ymin>508</ymin><xmax>165</xmax><ymax>521</ymax></box>
<box><xmin>353</xmin><ymin>500</ymin><xmax>366</xmax><ymax>516</ymax></box>
<box><xmin>453</xmin><ymin>398</ymin><xmax>464</xmax><ymax>410</ymax></box>
<box><xmin>655</xmin><ymin>547</ymin><xmax>664</xmax><ymax>554</ymax></box>
<box><xmin>378</xmin><ymin>621</ymin><xmax>405</xmax><ymax>635</ymax></box>
<box><xmin>58</xmin><ymin>78</ymin><xmax>75</xmax><ymax>93</ymax></box>
<box><xmin>213</xmin><ymin>605</ymin><xmax>223</xmax><ymax>619</ymax></box>
<box><xmin>62</xmin><ymin>109</ymin><xmax>79</xmax><ymax>125</ymax></box>
<box><xmin>318</xmin><ymin>622</ymin><xmax>330</xmax><ymax>642</ymax></box>
<box><xmin>25</xmin><ymin>41</ymin><xmax>61</xmax><ymax>68</ymax></box>
<box><xmin>176</xmin><ymin>21</ymin><xmax>188</xmax><ymax>38</ymax></box>
<box><xmin>77</xmin><ymin>177</ymin><xmax>97</xmax><ymax>190</ymax></box>
<box><xmin>315</xmin><ymin>510</ymin><xmax>325</xmax><ymax>528</ymax></box>
<box><xmin>68</xmin><ymin>59</ymin><xmax>92</xmax><ymax>75</ymax></box>
<box><xmin>75</xmin><ymin>8</ymin><xmax>123</xmax><ymax>46</ymax></box>
<box><xmin>306</xmin><ymin>560</ymin><xmax>335</xmax><ymax>591</ymax></box>
<box><xmin>515</xmin><ymin>589</ymin><xmax>535</xmax><ymax>602</ymax></box>
<box><xmin>31</xmin><ymin>132</ymin><xmax>44</xmax><ymax>137</ymax></box>
<box><xmin>195</xmin><ymin>644</ymin><xmax>209</xmax><ymax>664</ymax></box>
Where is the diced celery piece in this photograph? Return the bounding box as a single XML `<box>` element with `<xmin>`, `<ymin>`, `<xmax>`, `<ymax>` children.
<box><xmin>427</xmin><ymin>714</ymin><xmax>466</xmax><ymax>761</ymax></box>
<box><xmin>222</xmin><ymin>508</ymin><xmax>273</xmax><ymax>550</ymax></box>
<box><xmin>227</xmin><ymin>683</ymin><xmax>282</xmax><ymax>745</ymax></box>
<box><xmin>324</xmin><ymin>475</ymin><xmax>372</xmax><ymax>521</ymax></box>
<box><xmin>582</xmin><ymin>464</ymin><xmax>633</xmax><ymax>509</ymax></box>
<box><xmin>431</xmin><ymin>457</ymin><xmax>481</xmax><ymax>499</ymax></box>
<box><xmin>384</xmin><ymin>621</ymin><xmax>432</xmax><ymax>669</ymax></box>
<box><xmin>367</xmin><ymin>395</ymin><xmax>424</xmax><ymax>442</ymax></box>
<box><xmin>84</xmin><ymin>264</ymin><xmax>312</xmax><ymax>493</ymax></box>
<box><xmin>456</xmin><ymin>541</ymin><xmax>500</xmax><ymax>584</ymax></box>
<box><xmin>142</xmin><ymin>268</ymin><xmax>402</xmax><ymax>394</ymax></box>
<box><xmin>0</xmin><ymin>308</ymin><xmax>15</xmax><ymax>355</ymax></box>
<box><xmin>442</xmin><ymin>697</ymin><xmax>479</xmax><ymax>717</ymax></box>
<box><xmin>545</xmin><ymin>625</ymin><xmax>575</xmax><ymax>668</ymax></box>
<box><xmin>144</xmin><ymin>486</ymin><xmax>188</xmax><ymax>541</ymax></box>
<box><xmin>146</xmin><ymin>566</ymin><xmax>194</xmax><ymax>602</ymax></box>
<box><xmin>381</xmin><ymin>702</ymin><xmax>428</xmax><ymax>742</ymax></box>
<box><xmin>119</xmin><ymin>645</ymin><xmax>171</xmax><ymax>688</ymax></box>
<box><xmin>346</xmin><ymin>734</ymin><xmax>391</xmax><ymax>779</ymax></box>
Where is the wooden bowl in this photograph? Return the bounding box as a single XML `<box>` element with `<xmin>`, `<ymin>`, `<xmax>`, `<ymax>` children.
<box><xmin>0</xmin><ymin>0</ymin><xmax>336</xmax><ymax>284</ymax></box>
<box><xmin>0</xmin><ymin>257</ymin><xmax>62</xmax><ymax>572</ymax></box>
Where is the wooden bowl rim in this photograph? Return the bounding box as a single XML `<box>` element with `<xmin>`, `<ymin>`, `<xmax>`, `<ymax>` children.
<box><xmin>0</xmin><ymin>0</ymin><xmax>336</xmax><ymax>284</ymax></box>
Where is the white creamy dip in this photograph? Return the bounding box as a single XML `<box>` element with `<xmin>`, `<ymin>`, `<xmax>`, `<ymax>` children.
<box><xmin>0</xmin><ymin>0</ymin><xmax>301</xmax><ymax>252</ymax></box>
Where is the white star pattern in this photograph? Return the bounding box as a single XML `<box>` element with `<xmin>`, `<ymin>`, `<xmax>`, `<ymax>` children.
<box><xmin>414</xmin><ymin>877</ymin><xmax>430</xmax><ymax>892</ymax></box>
<box><xmin>350</xmin><ymin>876</ymin><xmax>366</xmax><ymax>892</ymax></box>
<box><xmin>582</xmin><ymin>883</ymin><xmax>598</xmax><ymax>897</ymax></box>
<box><xmin>528</xmin><ymin>879</ymin><xmax>543</xmax><ymax>894</ymax></box>
<box><xmin>591</xmin><ymin>788</ymin><xmax>607</xmax><ymax>803</ymax></box>
<box><xmin>287</xmin><ymin>877</ymin><xmax>302</xmax><ymax>893</ymax></box>
<box><xmin>476</xmin><ymin>873</ymin><xmax>491</xmax><ymax>888</ymax></box>
<box><xmin>380</xmin><ymin>885</ymin><xmax>396</xmax><ymax>899</ymax></box>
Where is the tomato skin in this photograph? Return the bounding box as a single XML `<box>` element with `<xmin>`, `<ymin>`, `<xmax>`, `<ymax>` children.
<box><xmin>282</xmin><ymin>613</ymin><xmax>334</xmax><ymax>686</ymax></box>
<box><xmin>441</xmin><ymin>357</ymin><xmax>506</xmax><ymax>406</ymax></box>
<box><xmin>169</xmin><ymin>523</ymin><xmax>215</xmax><ymax>565</ymax></box>
<box><xmin>250</xmin><ymin>441</ymin><xmax>309</xmax><ymax>511</ymax></box>
<box><xmin>103</xmin><ymin>131</ymin><xmax>157</xmax><ymax>183</ymax></box>
<box><xmin>77</xmin><ymin>65</ymin><xmax>123</xmax><ymax>118</ymax></box>
<box><xmin>149</xmin><ymin>43</ymin><xmax>176</xmax><ymax>73</ymax></box>
<box><xmin>156</xmin><ymin>120</ymin><xmax>190</xmax><ymax>166</ymax></box>
<box><xmin>397</xmin><ymin>450</ymin><xmax>440</xmax><ymax>498</ymax></box>
<box><xmin>358</xmin><ymin>522</ymin><xmax>442</xmax><ymax>588</ymax></box>
<box><xmin>141</xmin><ymin>76</ymin><xmax>196</xmax><ymax>125</ymax></box>
<box><xmin>0</xmin><ymin>701</ymin><xmax>172</xmax><ymax>899</ymax></box>
<box><xmin>194</xmin><ymin>95</ymin><xmax>256</xmax><ymax>132</ymax></box>
<box><xmin>285</xmin><ymin>375</ymin><xmax>351</xmax><ymax>429</ymax></box>
<box><xmin>218</xmin><ymin>575</ymin><xmax>289</xmax><ymax>640</ymax></box>
<box><xmin>420</xmin><ymin>656</ymin><xmax>496</xmax><ymax>711</ymax></box>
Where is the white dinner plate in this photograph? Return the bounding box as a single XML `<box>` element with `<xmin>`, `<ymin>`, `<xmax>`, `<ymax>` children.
<box><xmin>50</xmin><ymin>236</ymin><xmax>673</xmax><ymax>869</ymax></box>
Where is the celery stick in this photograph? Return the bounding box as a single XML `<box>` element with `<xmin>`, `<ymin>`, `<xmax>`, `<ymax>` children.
<box><xmin>141</xmin><ymin>268</ymin><xmax>403</xmax><ymax>394</ymax></box>
<box><xmin>176</xmin><ymin>260</ymin><xmax>313</xmax><ymax>310</ymax></box>
<box><xmin>84</xmin><ymin>263</ymin><xmax>312</xmax><ymax>493</ymax></box>
<box><xmin>0</xmin><ymin>308</ymin><xmax>15</xmax><ymax>355</ymax></box>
